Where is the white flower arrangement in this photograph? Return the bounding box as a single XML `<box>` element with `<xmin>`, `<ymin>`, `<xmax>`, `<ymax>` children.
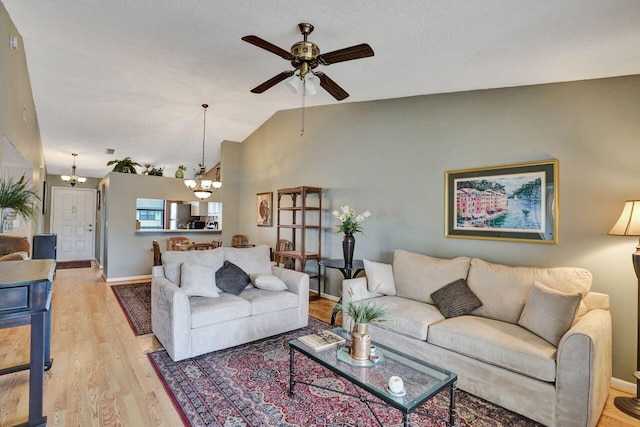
<box><xmin>331</xmin><ymin>205</ymin><xmax>371</xmax><ymax>234</ymax></box>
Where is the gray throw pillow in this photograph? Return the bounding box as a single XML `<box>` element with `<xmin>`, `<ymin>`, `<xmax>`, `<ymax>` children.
<box><xmin>431</xmin><ymin>278</ymin><xmax>483</xmax><ymax>319</ymax></box>
<box><xmin>215</xmin><ymin>261</ymin><xmax>251</xmax><ymax>295</ymax></box>
<box><xmin>517</xmin><ymin>281</ymin><xmax>582</xmax><ymax>347</ymax></box>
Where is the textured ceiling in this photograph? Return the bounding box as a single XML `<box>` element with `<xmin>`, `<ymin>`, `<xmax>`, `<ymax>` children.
<box><xmin>3</xmin><ymin>0</ymin><xmax>640</xmax><ymax>178</ymax></box>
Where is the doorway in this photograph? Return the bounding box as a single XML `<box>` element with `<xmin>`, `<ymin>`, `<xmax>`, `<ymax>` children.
<box><xmin>51</xmin><ymin>187</ymin><xmax>96</xmax><ymax>262</ymax></box>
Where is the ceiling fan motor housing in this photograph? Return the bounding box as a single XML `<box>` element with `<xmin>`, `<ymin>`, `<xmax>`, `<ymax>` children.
<box><xmin>291</xmin><ymin>41</ymin><xmax>319</xmax><ymax>64</ymax></box>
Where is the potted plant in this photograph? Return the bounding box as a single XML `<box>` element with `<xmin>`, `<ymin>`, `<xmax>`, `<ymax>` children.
<box><xmin>331</xmin><ymin>206</ymin><xmax>371</xmax><ymax>268</ymax></box>
<box><xmin>107</xmin><ymin>157</ymin><xmax>140</xmax><ymax>173</ymax></box>
<box><xmin>332</xmin><ymin>300</ymin><xmax>389</xmax><ymax>360</ymax></box>
<box><xmin>149</xmin><ymin>166</ymin><xmax>164</xmax><ymax>176</ymax></box>
<box><xmin>175</xmin><ymin>165</ymin><xmax>187</xmax><ymax>179</ymax></box>
<box><xmin>0</xmin><ymin>175</ymin><xmax>40</xmax><ymax>233</ymax></box>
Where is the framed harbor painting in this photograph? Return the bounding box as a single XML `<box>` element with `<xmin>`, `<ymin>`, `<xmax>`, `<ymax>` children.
<box><xmin>445</xmin><ymin>160</ymin><xmax>558</xmax><ymax>244</ymax></box>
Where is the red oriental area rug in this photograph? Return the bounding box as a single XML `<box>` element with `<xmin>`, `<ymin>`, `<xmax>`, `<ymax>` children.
<box><xmin>110</xmin><ymin>282</ymin><xmax>152</xmax><ymax>336</ymax></box>
<box><xmin>148</xmin><ymin>317</ymin><xmax>541</xmax><ymax>426</ymax></box>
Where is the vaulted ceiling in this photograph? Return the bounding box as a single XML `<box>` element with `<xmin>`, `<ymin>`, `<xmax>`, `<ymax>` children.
<box><xmin>4</xmin><ymin>1</ymin><xmax>640</xmax><ymax>178</ymax></box>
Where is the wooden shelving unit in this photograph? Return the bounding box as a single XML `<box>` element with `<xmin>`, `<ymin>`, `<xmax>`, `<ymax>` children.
<box><xmin>276</xmin><ymin>186</ymin><xmax>322</xmax><ymax>299</ymax></box>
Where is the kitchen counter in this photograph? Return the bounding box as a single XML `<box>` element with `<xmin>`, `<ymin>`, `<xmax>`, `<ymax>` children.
<box><xmin>135</xmin><ymin>229</ymin><xmax>222</xmax><ymax>233</ymax></box>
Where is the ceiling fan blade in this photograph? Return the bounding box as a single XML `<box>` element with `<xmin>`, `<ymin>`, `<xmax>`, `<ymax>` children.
<box><xmin>242</xmin><ymin>35</ymin><xmax>293</xmax><ymax>60</ymax></box>
<box><xmin>250</xmin><ymin>71</ymin><xmax>295</xmax><ymax>94</ymax></box>
<box><xmin>318</xmin><ymin>43</ymin><xmax>374</xmax><ymax>65</ymax></box>
<box><xmin>316</xmin><ymin>72</ymin><xmax>349</xmax><ymax>101</ymax></box>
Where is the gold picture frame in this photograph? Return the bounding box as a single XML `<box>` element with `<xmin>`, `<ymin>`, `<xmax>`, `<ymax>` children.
<box><xmin>445</xmin><ymin>159</ymin><xmax>558</xmax><ymax>244</ymax></box>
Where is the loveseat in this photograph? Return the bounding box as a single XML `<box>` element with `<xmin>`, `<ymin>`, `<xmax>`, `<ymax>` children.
<box><xmin>152</xmin><ymin>245</ymin><xmax>309</xmax><ymax>361</ymax></box>
<box><xmin>341</xmin><ymin>250</ymin><xmax>611</xmax><ymax>427</ymax></box>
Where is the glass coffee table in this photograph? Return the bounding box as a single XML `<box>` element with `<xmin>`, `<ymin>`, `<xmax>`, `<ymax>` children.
<box><xmin>289</xmin><ymin>328</ymin><xmax>457</xmax><ymax>426</ymax></box>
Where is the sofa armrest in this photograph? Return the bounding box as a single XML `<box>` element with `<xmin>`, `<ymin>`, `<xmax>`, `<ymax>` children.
<box><xmin>555</xmin><ymin>308</ymin><xmax>612</xmax><ymax>427</ymax></box>
<box><xmin>151</xmin><ymin>272</ymin><xmax>191</xmax><ymax>361</ymax></box>
<box><xmin>272</xmin><ymin>266</ymin><xmax>309</xmax><ymax>325</ymax></box>
<box><xmin>342</xmin><ymin>277</ymin><xmax>382</xmax><ymax>305</ymax></box>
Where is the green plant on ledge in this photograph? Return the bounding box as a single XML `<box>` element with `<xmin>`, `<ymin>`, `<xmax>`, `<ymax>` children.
<box><xmin>0</xmin><ymin>175</ymin><xmax>40</xmax><ymax>232</ymax></box>
<box><xmin>107</xmin><ymin>157</ymin><xmax>141</xmax><ymax>173</ymax></box>
<box><xmin>332</xmin><ymin>300</ymin><xmax>389</xmax><ymax>325</ymax></box>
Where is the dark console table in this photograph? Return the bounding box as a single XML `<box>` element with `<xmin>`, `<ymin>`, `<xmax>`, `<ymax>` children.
<box><xmin>0</xmin><ymin>259</ymin><xmax>55</xmax><ymax>427</ymax></box>
<box><xmin>319</xmin><ymin>259</ymin><xmax>364</xmax><ymax>325</ymax></box>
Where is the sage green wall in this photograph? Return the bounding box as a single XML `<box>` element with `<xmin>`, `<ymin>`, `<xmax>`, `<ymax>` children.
<box><xmin>232</xmin><ymin>75</ymin><xmax>640</xmax><ymax>382</ymax></box>
<box><xmin>0</xmin><ymin>3</ymin><xmax>46</xmax><ymax>234</ymax></box>
<box><xmin>100</xmin><ymin>172</ymin><xmax>226</xmax><ymax>280</ymax></box>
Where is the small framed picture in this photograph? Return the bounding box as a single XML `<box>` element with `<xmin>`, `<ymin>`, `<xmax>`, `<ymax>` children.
<box><xmin>445</xmin><ymin>159</ymin><xmax>558</xmax><ymax>244</ymax></box>
<box><xmin>257</xmin><ymin>192</ymin><xmax>273</xmax><ymax>227</ymax></box>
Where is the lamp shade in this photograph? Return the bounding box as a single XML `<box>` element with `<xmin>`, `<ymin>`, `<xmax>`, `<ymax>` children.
<box><xmin>609</xmin><ymin>200</ymin><xmax>640</xmax><ymax>236</ymax></box>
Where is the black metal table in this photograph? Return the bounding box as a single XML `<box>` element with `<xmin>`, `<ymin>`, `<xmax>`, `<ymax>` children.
<box><xmin>0</xmin><ymin>259</ymin><xmax>55</xmax><ymax>427</ymax></box>
<box><xmin>319</xmin><ymin>259</ymin><xmax>364</xmax><ymax>324</ymax></box>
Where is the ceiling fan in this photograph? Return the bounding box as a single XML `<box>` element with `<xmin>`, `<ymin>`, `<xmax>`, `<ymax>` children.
<box><xmin>242</xmin><ymin>23</ymin><xmax>374</xmax><ymax>101</ymax></box>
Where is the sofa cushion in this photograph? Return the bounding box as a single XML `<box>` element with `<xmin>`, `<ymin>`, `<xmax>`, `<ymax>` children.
<box><xmin>364</xmin><ymin>259</ymin><xmax>396</xmax><ymax>295</ymax></box>
<box><xmin>216</xmin><ymin>261</ymin><xmax>251</xmax><ymax>295</ymax></box>
<box><xmin>180</xmin><ymin>263</ymin><xmax>220</xmax><ymax>298</ymax></box>
<box><xmin>162</xmin><ymin>248</ymin><xmax>225</xmax><ymax>285</ymax></box>
<box><xmin>190</xmin><ymin>294</ymin><xmax>251</xmax><ymax>329</ymax></box>
<box><xmin>467</xmin><ymin>258</ymin><xmax>592</xmax><ymax>324</ymax></box>
<box><xmin>250</xmin><ymin>273</ymin><xmax>287</xmax><ymax>291</ymax></box>
<box><xmin>367</xmin><ymin>296</ymin><xmax>445</xmax><ymax>341</ymax></box>
<box><xmin>428</xmin><ymin>315</ymin><xmax>558</xmax><ymax>382</ymax></box>
<box><xmin>431</xmin><ymin>278</ymin><xmax>483</xmax><ymax>318</ymax></box>
<box><xmin>392</xmin><ymin>250</ymin><xmax>471</xmax><ymax>304</ymax></box>
<box><xmin>518</xmin><ymin>281</ymin><xmax>581</xmax><ymax>346</ymax></box>
<box><xmin>223</xmin><ymin>245</ymin><xmax>272</xmax><ymax>275</ymax></box>
<box><xmin>240</xmin><ymin>288</ymin><xmax>299</xmax><ymax>316</ymax></box>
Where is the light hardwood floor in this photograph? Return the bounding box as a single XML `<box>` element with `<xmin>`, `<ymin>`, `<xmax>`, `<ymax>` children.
<box><xmin>0</xmin><ymin>265</ymin><xmax>637</xmax><ymax>426</ymax></box>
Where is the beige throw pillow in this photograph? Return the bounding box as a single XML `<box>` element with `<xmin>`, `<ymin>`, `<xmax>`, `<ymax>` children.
<box><xmin>223</xmin><ymin>245</ymin><xmax>272</xmax><ymax>275</ymax></box>
<box><xmin>180</xmin><ymin>263</ymin><xmax>220</xmax><ymax>298</ymax></box>
<box><xmin>250</xmin><ymin>273</ymin><xmax>288</xmax><ymax>291</ymax></box>
<box><xmin>392</xmin><ymin>250</ymin><xmax>471</xmax><ymax>304</ymax></box>
<box><xmin>517</xmin><ymin>281</ymin><xmax>581</xmax><ymax>346</ymax></box>
<box><xmin>363</xmin><ymin>259</ymin><xmax>396</xmax><ymax>295</ymax></box>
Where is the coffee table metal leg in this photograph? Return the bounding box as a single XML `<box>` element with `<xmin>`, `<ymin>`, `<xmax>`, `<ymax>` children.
<box><xmin>449</xmin><ymin>381</ymin><xmax>457</xmax><ymax>426</ymax></box>
<box><xmin>403</xmin><ymin>411</ymin><xmax>411</xmax><ymax>427</ymax></box>
<box><xmin>289</xmin><ymin>346</ymin><xmax>295</xmax><ymax>397</ymax></box>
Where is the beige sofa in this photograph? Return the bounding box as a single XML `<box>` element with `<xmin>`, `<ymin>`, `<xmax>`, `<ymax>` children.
<box><xmin>152</xmin><ymin>245</ymin><xmax>309</xmax><ymax>361</ymax></box>
<box><xmin>341</xmin><ymin>250</ymin><xmax>611</xmax><ymax>427</ymax></box>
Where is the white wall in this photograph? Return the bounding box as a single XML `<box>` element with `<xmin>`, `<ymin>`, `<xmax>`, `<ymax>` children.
<box><xmin>228</xmin><ymin>75</ymin><xmax>640</xmax><ymax>382</ymax></box>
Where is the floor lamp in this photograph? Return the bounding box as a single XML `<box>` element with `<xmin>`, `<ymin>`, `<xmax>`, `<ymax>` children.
<box><xmin>609</xmin><ymin>199</ymin><xmax>640</xmax><ymax>419</ymax></box>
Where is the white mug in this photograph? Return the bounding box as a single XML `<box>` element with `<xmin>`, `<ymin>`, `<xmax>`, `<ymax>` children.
<box><xmin>388</xmin><ymin>375</ymin><xmax>404</xmax><ymax>393</ymax></box>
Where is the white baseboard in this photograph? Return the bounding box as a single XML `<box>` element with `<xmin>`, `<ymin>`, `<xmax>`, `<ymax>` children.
<box><xmin>612</xmin><ymin>377</ymin><xmax>636</xmax><ymax>394</ymax></box>
<box><xmin>320</xmin><ymin>293</ymin><xmax>339</xmax><ymax>302</ymax></box>
<box><xmin>105</xmin><ymin>274</ymin><xmax>152</xmax><ymax>283</ymax></box>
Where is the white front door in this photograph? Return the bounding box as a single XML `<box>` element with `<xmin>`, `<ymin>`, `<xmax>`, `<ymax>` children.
<box><xmin>51</xmin><ymin>187</ymin><xmax>96</xmax><ymax>262</ymax></box>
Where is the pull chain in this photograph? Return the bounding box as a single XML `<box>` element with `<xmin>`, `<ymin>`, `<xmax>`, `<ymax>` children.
<box><xmin>300</xmin><ymin>80</ymin><xmax>306</xmax><ymax>137</ymax></box>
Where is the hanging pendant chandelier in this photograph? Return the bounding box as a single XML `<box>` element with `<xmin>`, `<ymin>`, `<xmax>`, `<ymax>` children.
<box><xmin>61</xmin><ymin>153</ymin><xmax>86</xmax><ymax>187</ymax></box>
<box><xmin>184</xmin><ymin>104</ymin><xmax>221</xmax><ymax>199</ymax></box>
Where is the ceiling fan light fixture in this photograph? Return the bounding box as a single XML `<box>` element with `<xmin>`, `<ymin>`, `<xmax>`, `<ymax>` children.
<box><xmin>285</xmin><ymin>75</ymin><xmax>301</xmax><ymax>93</ymax></box>
<box><xmin>304</xmin><ymin>74</ymin><xmax>320</xmax><ymax>95</ymax></box>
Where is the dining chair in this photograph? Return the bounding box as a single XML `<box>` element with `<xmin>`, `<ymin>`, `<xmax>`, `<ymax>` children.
<box><xmin>152</xmin><ymin>240</ymin><xmax>162</xmax><ymax>266</ymax></box>
<box><xmin>211</xmin><ymin>238</ymin><xmax>223</xmax><ymax>248</ymax></box>
<box><xmin>232</xmin><ymin>234</ymin><xmax>248</xmax><ymax>247</ymax></box>
<box><xmin>167</xmin><ymin>236</ymin><xmax>189</xmax><ymax>251</ymax></box>
<box><xmin>187</xmin><ymin>243</ymin><xmax>215</xmax><ymax>251</ymax></box>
